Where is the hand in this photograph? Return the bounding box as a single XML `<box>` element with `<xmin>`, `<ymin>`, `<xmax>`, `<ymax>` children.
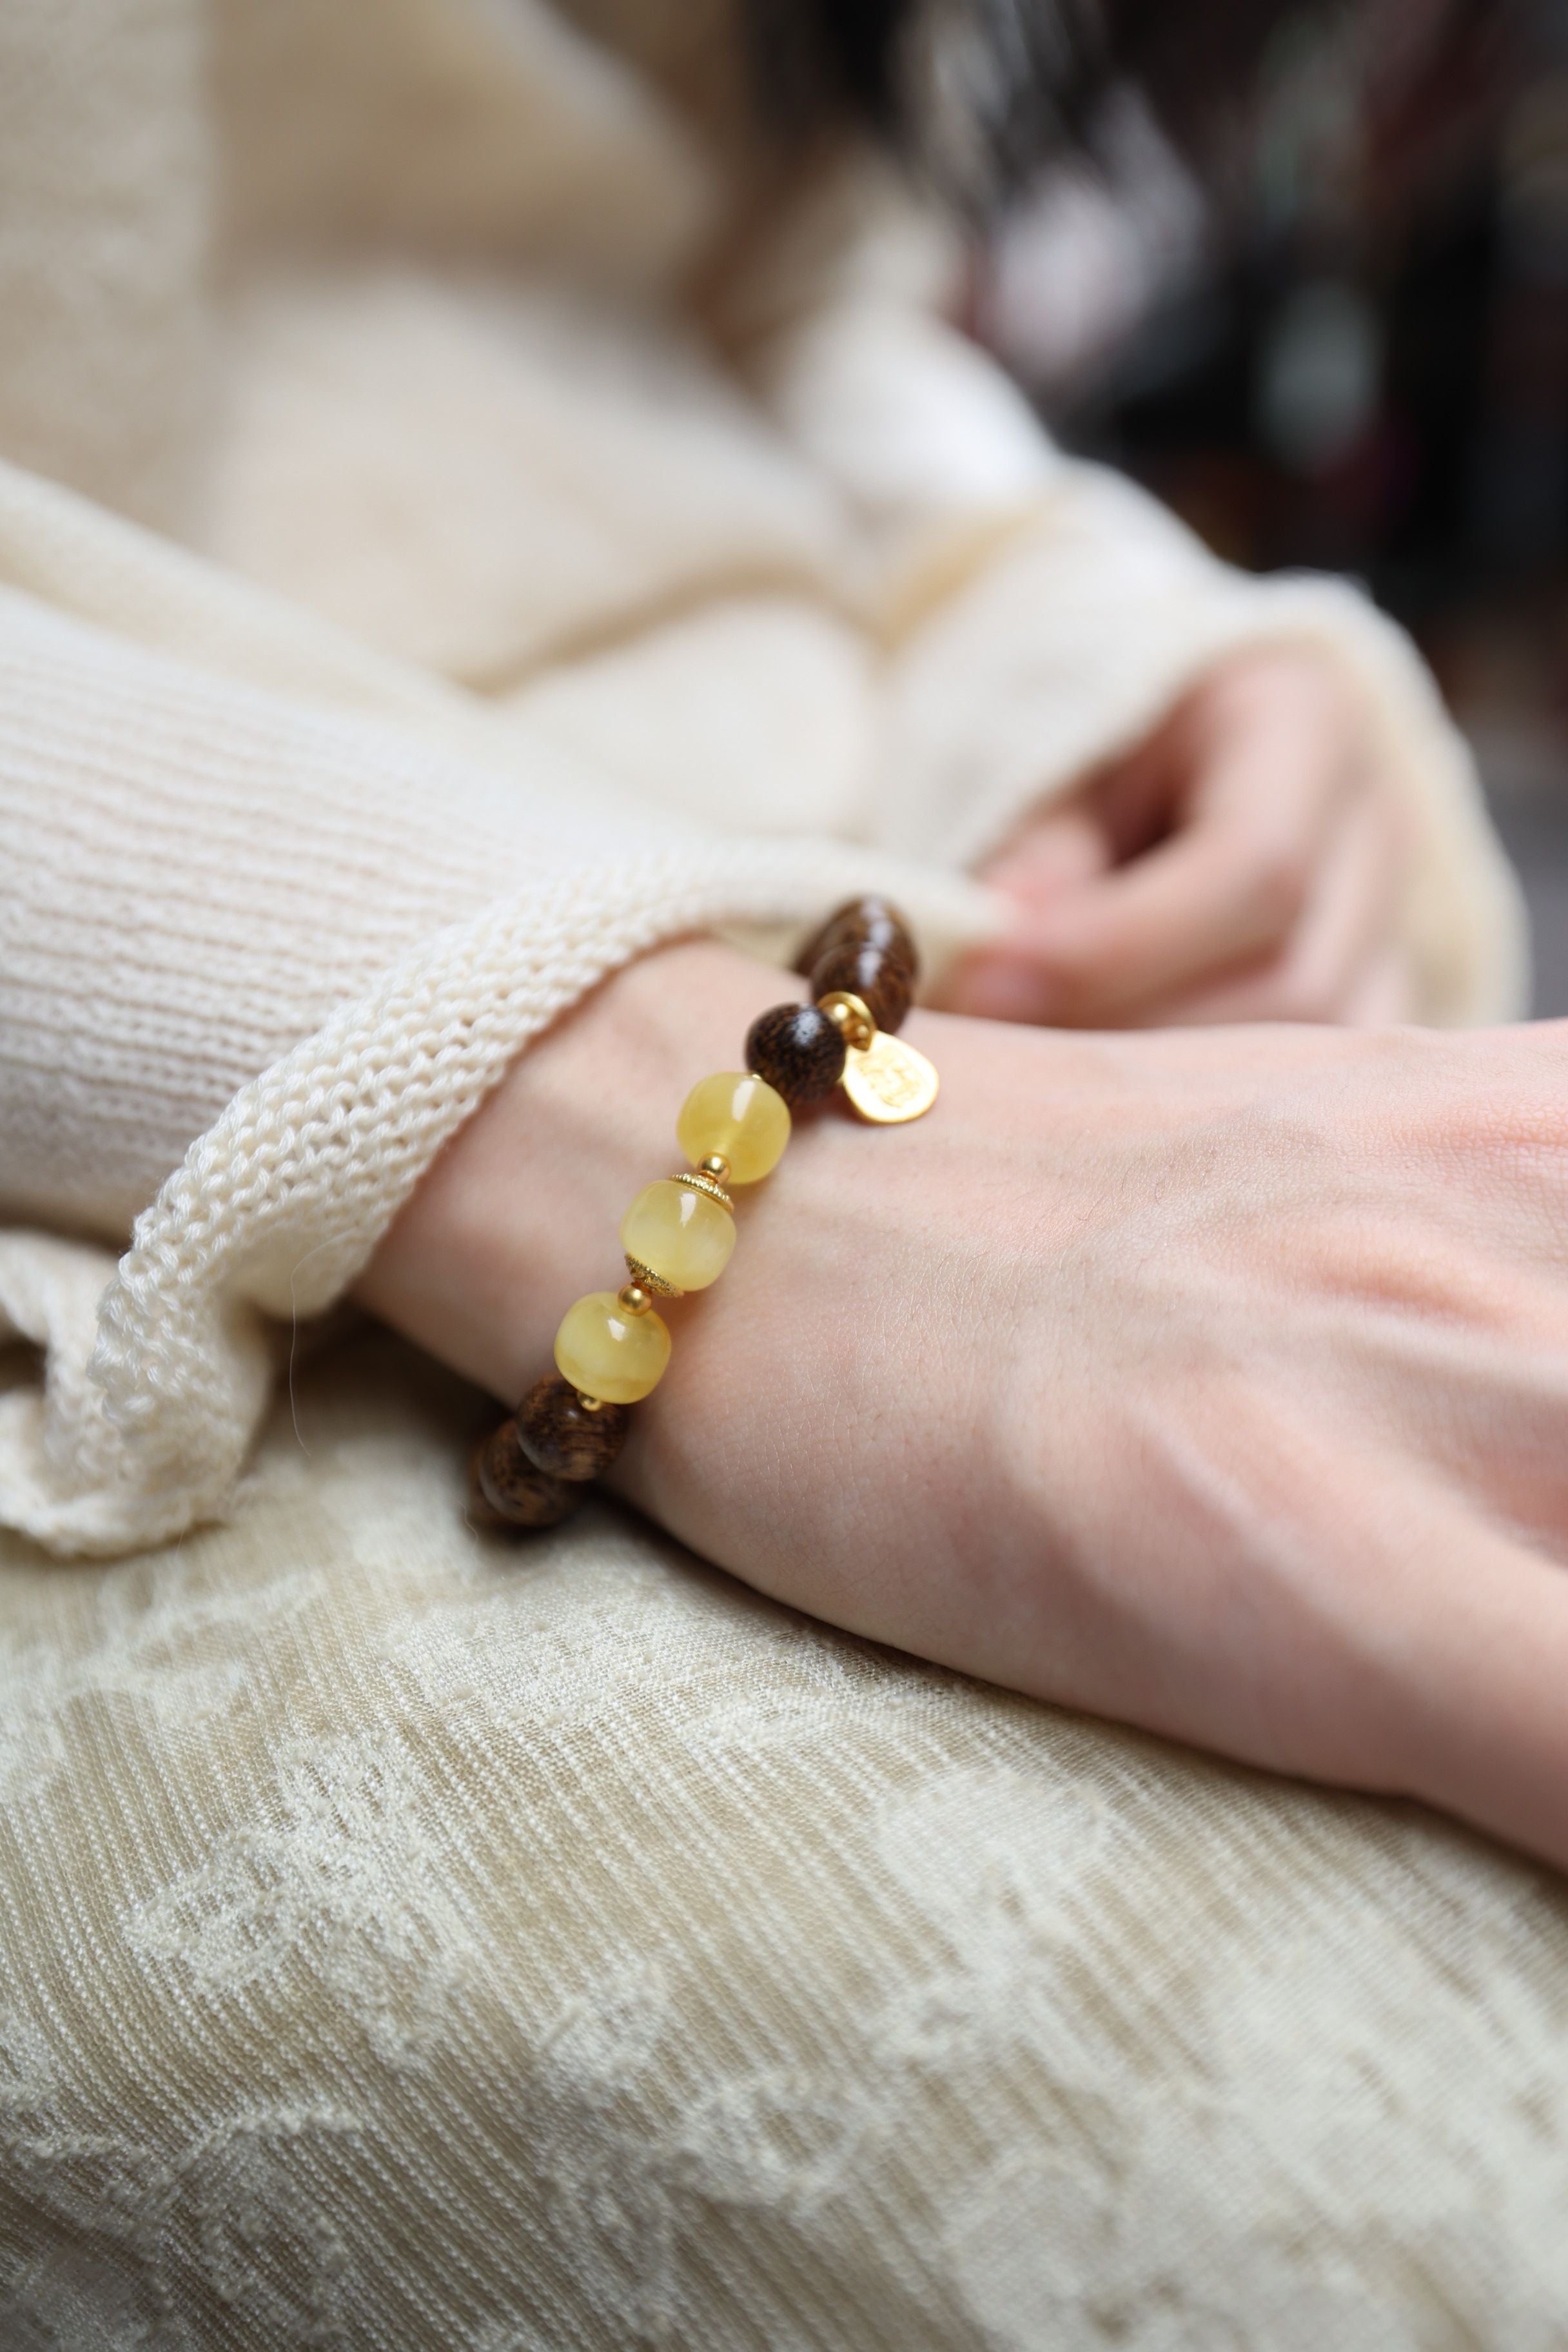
<box><xmin>943</xmin><ymin>647</ymin><xmax>1416</xmax><ymax>1029</ymax></box>
<box><xmin>361</xmin><ymin>941</ymin><xmax>1568</xmax><ymax>1872</ymax></box>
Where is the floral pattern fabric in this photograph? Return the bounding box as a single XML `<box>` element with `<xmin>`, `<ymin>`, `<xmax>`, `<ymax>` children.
<box><xmin>2</xmin><ymin>1331</ymin><xmax>1565</xmax><ymax>2349</ymax></box>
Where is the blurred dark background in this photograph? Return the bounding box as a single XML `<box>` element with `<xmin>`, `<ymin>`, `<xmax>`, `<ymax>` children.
<box><xmin>978</xmin><ymin>0</ymin><xmax>1568</xmax><ymax>1012</ymax></box>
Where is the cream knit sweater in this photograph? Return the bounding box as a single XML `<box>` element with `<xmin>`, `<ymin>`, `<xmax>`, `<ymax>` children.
<box><xmin>0</xmin><ymin>0</ymin><xmax>1525</xmax><ymax>1557</ymax></box>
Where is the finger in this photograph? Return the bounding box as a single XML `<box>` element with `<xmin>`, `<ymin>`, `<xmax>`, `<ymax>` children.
<box><xmin>1372</xmin><ymin>1501</ymin><xmax>1568</xmax><ymax>1872</ymax></box>
<box><xmin>1282</xmin><ymin>1433</ymin><xmax>1568</xmax><ymax>1870</ymax></box>
<box><xmin>1274</xmin><ymin>789</ymin><xmax>1406</xmax><ymax>1021</ymax></box>
<box><xmin>1080</xmin><ymin>717</ymin><xmax>1193</xmax><ymax>863</ymax></box>
<box><xmin>1343</xmin><ymin>948</ymin><xmax>1415</xmax><ymax>1026</ymax></box>
<box><xmin>1141</xmin><ymin>1376</ymin><xmax>1568</xmax><ymax>1871</ymax></box>
<box><xmin>979</xmin><ymin>803</ymin><xmax>1112</xmax><ymax>902</ymax></box>
<box><xmin>1015</xmin><ymin>710</ymin><xmax>1358</xmax><ymax>1019</ymax></box>
<box><xmin>1135</xmin><ymin>790</ymin><xmax>1406</xmax><ymax>1030</ymax></box>
<box><xmin>940</xmin><ymin>948</ymin><xmax>1072</xmax><ymax>1024</ymax></box>
<box><xmin>1060</xmin><ymin>1369</ymin><xmax>1568</xmax><ymax>1873</ymax></box>
<box><xmin>1351</xmin><ymin>1300</ymin><xmax>1568</xmax><ymax>1551</ymax></box>
<box><xmin>946</xmin><ymin>807</ymin><xmax>1112</xmax><ymax>1018</ymax></box>
<box><xmin>939</xmin><ymin>945</ymin><xmax>1068</xmax><ymax>1023</ymax></box>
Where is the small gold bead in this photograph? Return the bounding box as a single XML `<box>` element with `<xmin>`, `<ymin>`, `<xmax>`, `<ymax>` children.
<box><xmin>700</xmin><ymin>1153</ymin><xmax>731</xmax><ymax>1183</ymax></box>
<box><xmin>817</xmin><ymin>989</ymin><xmax>876</xmax><ymax>1052</ymax></box>
<box><xmin>617</xmin><ymin>1283</ymin><xmax>653</xmax><ymax>1317</ymax></box>
<box><xmin>575</xmin><ymin>1392</ymin><xmax>605</xmax><ymax>1413</ymax></box>
<box><xmin>623</xmin><ymin>1251</ymin><xmax>683</xmax><ymax>1299</ymax></box>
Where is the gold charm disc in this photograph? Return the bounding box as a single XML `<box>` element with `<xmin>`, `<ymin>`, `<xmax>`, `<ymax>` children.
<box><xmin>841</xmin><ymin>1032</ymin><xmax>939</xmax><ymax>1124</ymax></box>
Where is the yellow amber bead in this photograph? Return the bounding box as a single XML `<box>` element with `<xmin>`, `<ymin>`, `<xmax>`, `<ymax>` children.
<box><xmin>676</xmin><ymin>1072</ymin><xmax>791</xmax><ymax>1184</ymax></box>
<box><xmin>620</xmin><ymin>1179</ymin><xmax>736</xmax><ymax>1292</ymax></box>
<box><xmin>554</xmin><ymin>1291</ymin><xmax>671</xmax><ymax>1405</ymax></box>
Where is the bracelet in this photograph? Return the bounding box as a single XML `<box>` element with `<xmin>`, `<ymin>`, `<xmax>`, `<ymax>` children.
<box><xmin>469</xmin><ymin>896</ymin><xmax>939</xmax><ymax>1531</ymax></box>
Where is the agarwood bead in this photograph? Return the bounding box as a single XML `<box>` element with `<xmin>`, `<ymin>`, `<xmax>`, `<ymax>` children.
<box><xmin>795</xmin><ymin>896</ymin><xmax>919</xmax><ymax>985</ymax></box>
<box><xmin>745</xmin><ymin>1001</ymin><xmax>847</xmax><ymax>1106</ymax></box>
<box><xmin>516</xmin><ymin>1373</ymin><xmax>629</xmax><ymax>1480</ymax></box>
<box><xmin>808</xmin><ymin>937</ymin><xmax>915</xmax><ymax>1035</ymax></box>
<box><xmin>472</xmin><ymin>1420</ymin><xmax>582</xmax><ymax>1528</ymax></box>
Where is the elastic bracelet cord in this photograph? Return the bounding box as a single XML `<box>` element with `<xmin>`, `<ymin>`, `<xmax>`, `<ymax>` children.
<box><xmin>469</xmin><ymin>896</ymin><xmax>940</xmax><ymax>1531</ymax></box>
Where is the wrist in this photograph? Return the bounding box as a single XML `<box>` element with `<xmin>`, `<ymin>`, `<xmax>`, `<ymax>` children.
<box><xmin>357</xmin><ymin>937</ymin><xmax>801</xmax><ymax>1403</ymax></box>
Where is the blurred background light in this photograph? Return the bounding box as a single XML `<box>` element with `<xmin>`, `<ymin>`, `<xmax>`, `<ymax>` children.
<box><xmin>976</xmin><ymin>0</ymin><xmax>1568</xmax><ymax>1011</ymax></box>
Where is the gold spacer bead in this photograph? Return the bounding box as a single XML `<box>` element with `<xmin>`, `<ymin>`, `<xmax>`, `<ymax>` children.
<box><xmin>817</xmin><ymin>989</ymin><xmax>876</xmax><ymax>1052</ymax></box>
<box><xmin>575</xmin><ymin>1391</ymin><xmax>605</xmax><ymax>1413</ymax></box>
<box><xmin>670</xmin><ymin>1168</ymin><xmax>734</xmax><ymax>1213</ymax></box>
<box><xmin>624</xmin><ymin>1252</ymin><xmax>683</xmax><ymax>1299</ymax></box>
<box><xmin>617</xmin><ymin>1282</ymin><xmax>653</xmax><ymax>1317</ymax></box>
<box><xmin>699</xmin><ymin>1153</ymin><xmax>732</xmax><ymax>1184</ymax></box>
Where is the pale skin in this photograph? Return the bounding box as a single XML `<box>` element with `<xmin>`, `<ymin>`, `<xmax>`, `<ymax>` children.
<box><xmin>944</xmin><ymin>646</ymin><xmax>1416</xmax><ymax>1028</ymax></box>
<box><xmin>361</xmin><ymin>649</ymin><xmax>1568</xmax><ymax>1874</ymax></box>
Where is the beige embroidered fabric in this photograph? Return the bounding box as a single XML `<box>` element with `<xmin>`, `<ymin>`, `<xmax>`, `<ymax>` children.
<box><xmin>0</xmin><ymin>0</ymin><xmax>1556</xmax><ymax>2339</ymax></box>
<box><xmin>4</xmin><ymin>1333</ymin><xmax>1567</xmax><ymax>2348</ymax></box>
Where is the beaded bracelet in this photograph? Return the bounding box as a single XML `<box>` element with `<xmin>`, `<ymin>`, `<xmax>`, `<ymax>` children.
<box><xmin>469</xmin><ymin>896</ymin><xmax>939</xmax><ymax>1531</ymax></box>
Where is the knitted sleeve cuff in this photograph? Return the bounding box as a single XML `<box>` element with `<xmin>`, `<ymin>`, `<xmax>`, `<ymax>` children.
<box><xmin>0</xmin><ymin>836</ymin><xmax>988</xmax><ymax>1558</ymax></box>
<box><xmin>0</xmin><ymin>476</ymin><xmax>991</xmax><ymax>1558</ymax></box>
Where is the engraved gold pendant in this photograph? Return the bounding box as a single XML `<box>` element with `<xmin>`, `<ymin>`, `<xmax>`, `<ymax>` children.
<box><xmin>842</xmin><ymin>1030</ymin><xmax>940</xmax><ymax>1124</ymax></box>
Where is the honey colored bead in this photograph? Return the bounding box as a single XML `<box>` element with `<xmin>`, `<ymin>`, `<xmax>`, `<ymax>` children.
<box><xmin>471</xmin><ymin>1421</ymin><xmax>582</xmax><ymax>1528</ymax></box>
<box><xmin>745</xmin><ymin>1001</ymin><xmax>847</xmax><ymax>1106</ymax></box>
<box><xmin>516</xmin><ymin>1373</ymin><xmax>628</xmax><ymax>1480</ymax></box>
<box><xmin>555</xmin><ymin>1290</ymin><xmax>671</xmax><ymax>1404</ymax></box>
<box><xmin>621</xmin><ymin>1177</ymin><xmax>736</xmax><ymax>1292</ymax></box>
<box><xmin>676</xmin><ymin>1072</ymin><xmax>791</xmax><ymax>1184</ymax></box>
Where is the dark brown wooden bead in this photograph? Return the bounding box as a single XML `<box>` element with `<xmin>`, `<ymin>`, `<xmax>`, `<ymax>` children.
<box><xmin>745</xmin><ymin>1001</ymin><xmax>847</xmax><ymax>1105</ymax></box>
<box><xmin>472</xmin><ymin>1419</ymin><xmax>583</xmax><ymax>1528</ymax></box>
<box><xmin>467</xmin><ymin>1444</ymin><xmax>519</xmax><ymax>1532</ymax></box>
<box><xmin>795</xmin><ymin>895</ymin><xmax>918</xmax><ymax>985</ymax></box>
<box><xmin>515</xmin><ymin>1373</ymin><xmax>629</xmax><ymax>1481</ymax></box>
<box><xmin>808</xmin><ymin>937</ymin><xmax>915</xmax><ymax>1034</ymax></box>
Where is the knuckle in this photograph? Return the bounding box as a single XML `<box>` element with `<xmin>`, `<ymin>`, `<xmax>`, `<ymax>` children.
<box><xmin>1272</xmin><ymin>971</ymin><xmax>1340</xmax><ymax>1024</ymax></box>
<box><xmin>1247</xmin><ymin>839</ymin><xmax>1311</xmax><ymax>934</ymax></box>
<box><xmin>1033</xmin><ymin>934</ymin><xmax>1112</xmax><ymax>1001</ymax></box>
